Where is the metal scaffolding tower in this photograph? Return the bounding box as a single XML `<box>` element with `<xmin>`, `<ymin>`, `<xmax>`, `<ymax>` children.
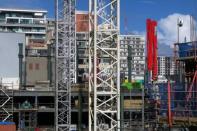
<box><xmin>89</xmin><ymin>0</ymin><xmax>120</xmax><ymax>130</ymax></box>
<box><xmin>0</xmin><ymin>82</ymin><xmax>13</xmax><ymax>122</ymax></box>
<box><xmin>55</xmin><ymin>0</ymin><xmax>76</xmax><ymax>130</ymax></box>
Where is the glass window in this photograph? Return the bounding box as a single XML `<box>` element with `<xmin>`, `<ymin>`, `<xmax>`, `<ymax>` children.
<box><xmin>7</xmin><ymin>18</ymin><xmax>19</xmax><ymax>24</ymax></box>
<box><xmin>20</xmin><ymin>19</ymin><xmax>33</xmax><ymax>24</ymax></box>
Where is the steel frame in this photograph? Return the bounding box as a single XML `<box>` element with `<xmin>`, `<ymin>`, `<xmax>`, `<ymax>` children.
<box><xmin>55</xmin><ymin>0</ymin><xmax>76</xmax><ymax>130</ymax></box>
<box><xmin>89</xmin><ymin>0</ymin><xmax>120</xmax><ymax>130</ymax></box>
<box><xmin>0</xmin><ymin>83</ymin><xmax>13</xmax><ymax>122</ymax></box>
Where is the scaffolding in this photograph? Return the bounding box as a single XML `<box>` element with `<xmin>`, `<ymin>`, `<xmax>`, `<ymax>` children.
<box><xmin>55</xmin><ymin>0</ymin><xmax>76</xmax><ymax>130</ymax></box>
<box><xmin>0</xmin><ymin>82</ymin><xmax>13</xmax><ymax>122</ymax></box>
<box><xmin>88</xmin><ymin>0</ymin><xmax>120</xmax><ymax>130</ymax></box>
<box><xmin>144</xmin><ymin>81</ymin><xmax>158</xmax><ymax>130</ymax></box>
<box><xmin>155</xmin><ymin>41</ymin><xmax>197</xmax><ymax>129</ymax></box>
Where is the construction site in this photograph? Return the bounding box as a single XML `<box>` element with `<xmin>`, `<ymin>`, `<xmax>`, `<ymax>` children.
<box><xmin>0</xmin><ymin>0</ymin><xmax>196</xmax><ymax>131</ymax></box>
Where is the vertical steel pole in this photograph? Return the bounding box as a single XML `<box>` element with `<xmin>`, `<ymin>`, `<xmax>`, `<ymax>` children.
<box><xmin>117</xmin><ymin>0</ymin><xmax>121</xmax><ymax>130</ymax></box>
<box><xmin>93</xmin><ymin>1</ymin><xmax>97</xmax><ymax>130</ymax></box>
<box><xmin>167</xmin><ymin>80</ymin><xmax>172</xmax><ymax>128</ymax></box>
<box><xmin>55</xmin><ymin>0</ymin><xmax>58</xmax><ymax>130</ymax></box>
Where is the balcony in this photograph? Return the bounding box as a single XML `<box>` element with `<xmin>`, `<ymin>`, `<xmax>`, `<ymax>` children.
<box><xmin>0</xmin><ymin>17</ymin><xmax>46</xmax><ymax>27</ymax></box>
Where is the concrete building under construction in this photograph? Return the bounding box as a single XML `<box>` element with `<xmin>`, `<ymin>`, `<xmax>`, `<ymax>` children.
<box><xmin>0</xmin><ymin>0</ymin><xmax>197</xmax><ymax>131</ymax></box>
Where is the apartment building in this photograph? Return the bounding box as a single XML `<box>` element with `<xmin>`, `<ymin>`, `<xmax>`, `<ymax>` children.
<box><xmin>0</xmin><ymin>8</ymin><xmax>47</xmax><ymax>44</ymax></box>
<box><xmin>158</xmin><ymin>56</ymin><xmax>176</xmax><ymax>77</ymax></box>
<box><xmin>76</xmin><ymin>11</ymin><xmax>89</xmax><ymax>83</ymax></box>
<box><xmin>120</xmin><ymin>35</ymin><xmax>145</xmax><ymax>81</ymax></box>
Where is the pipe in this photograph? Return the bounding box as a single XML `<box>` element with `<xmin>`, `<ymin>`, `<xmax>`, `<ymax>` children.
<box><xmin>146</xmin><ymin>19</ymin><xmax>153</xmax><ymax>71</ymax></box>
<box><xmin>167</xmin><ymin>80</ymin><xmax>172</xmax><ymax>128</ymax></box>
<box><xmin>18</xmin><ymin>43</ymin><xmax>23</xmax><ymax>90</ymax></box>
<box><xmin>152</xmin><ymin>20</ymin><xmax>158</xmax><ymax>81</ymax></box>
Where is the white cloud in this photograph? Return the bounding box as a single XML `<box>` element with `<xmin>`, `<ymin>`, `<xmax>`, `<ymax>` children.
<box><xmin>132</xmin><ymin>13</ymin><xmax>195</xmax><ymax>55</ymax></box>
<box><xmin>158</xmin><ymin>13</ymin><xmax>195</xmax><ymax>47</ymax></box>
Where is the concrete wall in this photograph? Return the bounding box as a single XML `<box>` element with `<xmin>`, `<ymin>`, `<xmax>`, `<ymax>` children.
<box><xmin>26</xmin><ymin>57</ymin><xmax>48</xmax><ymax>85</ymax></box>
<box><xmin>0</xmin><ymin>32</ymin><xmax>25</xmax><ymax>77</ymax></box>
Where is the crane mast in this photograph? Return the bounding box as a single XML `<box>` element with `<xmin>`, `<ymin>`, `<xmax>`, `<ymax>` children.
<box><xmin>55</xmin><ymin>0</ymin><xmax>76</xmax><ymax>130</ymax></box>
<box><xmin>89</xmin><ymin>0</ymin><xmax>120</xmax><ymax>130</ymax></box>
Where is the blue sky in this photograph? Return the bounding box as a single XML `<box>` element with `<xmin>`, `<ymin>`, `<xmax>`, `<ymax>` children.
<box><xmin>1</xmin><ymin>0</ymin><xmax>196</xmax><ymax>33</ymax></box>
<box><xmin>121</xmin><ymin>0</ymin><xmax>197</xmax><ymax>33</ymax></box>
<box><xmin>1</xmin><ymin>0</ymin><xmax>197</xmax><ymax>56</ymax></box>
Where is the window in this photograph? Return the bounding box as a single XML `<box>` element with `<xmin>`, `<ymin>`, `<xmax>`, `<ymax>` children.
<box><xmin>83</xmin><ymin>15</ymin><xmax>88</xmax><ymax>20</ymax></box>
<box><xmin>35</xmin><ymin>63</ymin><xmax>40</xmax><ymax>70</ymax></box>
<box><xmin>7</xmin><ymin>18</ymin><xmax>19</xmax><ymax>24</ymax></box>
<box><xmin>29</xmin><ymin>63</ymin><xmax>33</xmax><ymax>70</ymax></box>
<box><xmin>78</xmin><ymin>59</ymin><xmax>84</xmax><ymax>64</ymax></box>
<box><xmin>20</xmin><ymin>19</ymin><xmax>32</xmax><ymax>24</ymax></box>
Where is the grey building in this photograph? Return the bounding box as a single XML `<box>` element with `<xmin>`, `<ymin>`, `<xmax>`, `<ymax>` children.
<box><xmin>120</xmin><ymin>35</ymin><xmax>145</xmax><ymax>81</ymax></box>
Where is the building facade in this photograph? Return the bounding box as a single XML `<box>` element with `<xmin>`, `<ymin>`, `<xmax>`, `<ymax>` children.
<box><xmin>43</xmin><ymin>10</ymin><xmax>90</xmax><ymax>84</ymax></box>
<box><xmin>0</xmin><ymin>8</ymin><xmax>50</xmax><ymax>87</ymax></box>
<box><xmin>0</xmin><ymin>8</ymin><xmax>47</xmax><ymax>45</ymax></box>
<box><xmin>120</xmin><ymin>35</ymin><xmax>145</xmax><ymax>81</ymax></box>
<box><xmin>158</xmin><ymin>56</ymin><xmax>176</xmax><ymax>77</ymax></box>
<box><xmin>75</xmin><ymin>11</ymin><xmax>89</xmax><ymax>83</ymax></box>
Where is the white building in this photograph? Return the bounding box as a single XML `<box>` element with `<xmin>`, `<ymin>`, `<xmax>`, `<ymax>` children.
<box><xmin>0</xmin><ymin>8</ymin><xmax>47</xmax><ymax>36</ymax></box>
<box><xmin>120</xmin><ymin>35</ymin><xmax>145</xmax><ymax>81</ymax></box>
<box><xmin>158</xmin><ymin>56</ymin><xmax>176</xmax><ymax>77</ymax></box>
<box><xmin>0</xmin><ymin>8</ymin><xmax>47</xmax><ymax>47</ymax></box>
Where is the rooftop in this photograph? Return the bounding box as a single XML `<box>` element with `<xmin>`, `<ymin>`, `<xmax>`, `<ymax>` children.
<box><xmin>0</xmin><ymin>7</ymin><xmax>47</xmax><ymax>13</ymax></box>
<box><xmin>120</xmin><ymin>34</ymin><xmax>145</xmax><ymax>38</ymax></box>
<box><xmin>76</xmin><ymin>10</ymin><xmax>89</xmax><ymax>14</ymax></box>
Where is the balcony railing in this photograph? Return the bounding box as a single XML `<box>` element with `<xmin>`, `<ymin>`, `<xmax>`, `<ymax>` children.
<box><xmin>0</xmin><ymin>17</ymin><xmax>46</xmax><ymax>25</ymax></box>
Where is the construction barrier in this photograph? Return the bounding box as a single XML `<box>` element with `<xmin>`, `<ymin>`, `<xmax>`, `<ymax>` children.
<box><xmin>0</xmin><ymin>122</ymin><xmax>16</xmax><ymax>131</ymax></box>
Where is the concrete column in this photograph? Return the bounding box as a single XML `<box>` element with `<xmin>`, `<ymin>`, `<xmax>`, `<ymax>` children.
<box><xmin>48</xmin><ymin>44</ymin><xmax>52</xmax><ymax>86</ymax></box>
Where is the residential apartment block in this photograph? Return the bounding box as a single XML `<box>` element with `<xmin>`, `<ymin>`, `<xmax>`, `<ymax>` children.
<box><xmin>158</xmin><ymin>56</ymin><xmax>176</xmax><ymax>77</ymax></box>
<box><xmin>0</xmin><ymin>8</ymin><xmax>47</xmax><ymax>44</ymax></box>
<box><xmin>120</xmin><ymin>35</ymin><xmax>145</xmax><ymax>81</ymax></box>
